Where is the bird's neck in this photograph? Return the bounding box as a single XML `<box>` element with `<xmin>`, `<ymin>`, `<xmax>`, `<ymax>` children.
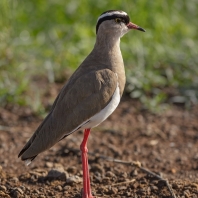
<box><xmin>92</xmin><ymin>33</ymin><xmax>124</xmax><ymax>69</ymax></box>
<box><xmin>92</xmin><ymin>32</ymin><xmax>126</xmax><ymax>96</ymax></box>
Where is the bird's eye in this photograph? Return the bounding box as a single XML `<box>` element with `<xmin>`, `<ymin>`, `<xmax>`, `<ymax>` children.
<box><xmin>115</xmin><ymin>18</ymin><xmax>122</xmax><ymax>23</ymax></box>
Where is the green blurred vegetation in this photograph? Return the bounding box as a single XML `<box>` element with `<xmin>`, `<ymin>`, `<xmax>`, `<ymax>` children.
<box><xmin>0</xmin><ymin>0</ymin><xmax>198</xmax><ymax>112</ymax></box>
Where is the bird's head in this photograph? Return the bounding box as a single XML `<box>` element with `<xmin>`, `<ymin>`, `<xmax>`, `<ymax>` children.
<box><xmin>96</xmin><ymin>10</ymin><xmax>145</xmax><ymax>38</ymax></box>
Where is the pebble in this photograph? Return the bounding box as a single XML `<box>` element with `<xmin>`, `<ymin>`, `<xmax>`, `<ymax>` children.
<box><xmin>29</xmin><ymin>168</ymin><xmax>47</xmax><ymax>177</ymax></box>
<box><xmin>38</xmin><ymin>187</ymin><xmax>44</xmax><ymax>192</ymax></box>
<box><xmin>108</xmin><ymin>187</ymin><xmax>118</xmax><ymax>194</ymax></box>
<box><xmin>190</xmin><ymin>183</ymin><xmax>198</xmax><ymax>188</ymax></box>
<box><xmin>63</xmin><ymin>185</ymin><xmax>71</xmax><ymax>191</ymax></box>
<box><xmin>91</xmin><ymin>164</ymin><xmax>104</xmax><ymax>174</ymax></box>
<box><xmin>38</xmin><ymin>195</ymin><xmax>46</xmax><ymax>198</ymax></box>
<box><xmin>10</xmin><ymin>177</ymin><xmax>19</xmax><ymax>183</ymax></box>
<box><xmin>157</xmin><ymin>180</ymin><xmax>166</xmax><ymax>188</ymax></box>
<box><xmin>67</xmin><ymin>166</ymin><xmax>77</xmax><ymax>173</ymax></box>
<box><xmin>0</xmin><ymin>185</ymin><xmax>7</xmax><ymax>191</ymax></box>
<box><xmin>133</xmin><ymin>181</ymin><xmax>139</xmax><ymax>189</ymax></box>
<box><xmin>19</xmin><ymin>186</ymin><xmax>26</xmax><ymax>191</ymax></box>
<box><xmin>137</xmin><ymin>188</ymin><xmax>147</xmax><ymax>195</ymax></box>
<box><xmin>118</xmin><ymin>186</ymin><xmax>127</xmax><ymax>191</ymax></box>
<box><xmin>131</xmin><ymin>169</ymin><xmax>138</xmax><ymax>176</ymax></box>
<box><xmin>56</xmin><ymin>185</ymin><xmax>62</xmax><ymax>191</ymax></box>
<box><xmin>184</xmin><ymin>189</ymin><xmax>190</xmax><ymax>197</ymax></box>
<box><xmin>120</xmin><ymin>172</ymin><xmax>128</xmax><ymax>178</ymax></box>
<box><xmin>0</xmin><ymin>191</ymin><xmax>10</xmax><ymax>198</ymax></box>
<box><xmin>150</xmin><ymin>185</ymin><xmax>158</xmax><ymax>191</ymax></box>
<box><xmin>15</xmin><ymin>187</ymin><xmax>24</xmax><ymax>195</ymax></box>
<box><xmin>102</xmin><ymin>177</ymin><xmax>110</xmax><ymax>184</ymax></box>
<box><xmin>46</xmin><ymin>167</ymin><xmax>68</xmax><ymax>181</ymax></box>
<box><xmin>66</xmin><ymin>175</ymin><xmax>82</xmax><ymax>185</ymax></box>
<box><xmin>47</xmin><ymin>190</ymin><xmax>54</xmax><ymax>196</ymax></box>
<box><xmin>106</xmin><ymin>171</ymin><xmax>116</xmax><ymax>178</ymax></box>
<box><xmin>45</xmin><ymin>162</ymin><xmax>53</xmax><ymax>168</ymax></box>
<box><xmin>93</xmin><ymin>174</ymin><xmax>102</xmax><ymax>183</ymax></box>
<box><xmin>10</xmin><ymin>187</ymin><xmax>24</xmax><ymax>198</ymax></box>
<box><xmin>54</xmin><ymin>163</ymin><xmax>64</xmax><ymax>169</ymax></box>
<box><xmin>33</xmin><ymin>189</ymin><xmax>40</xmax><ymax>194</ymax></box>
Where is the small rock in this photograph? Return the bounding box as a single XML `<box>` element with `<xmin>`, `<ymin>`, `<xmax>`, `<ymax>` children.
<box><xmin>10</xmin><ymin>177</ymin><xmax>19</xmax><ymax>183</ymax></box>
<box><xmin>15</xmin><ymin>187</ymin><xmax>24</xmax><ymax>195</ymax></box>
<box><xmin>19</xmin><ymin>186</ymin><xmax>26</xmax><ymax>191</ymax></box>
<box><xmin>147</xmin><ymin>186</ymin><xmax>151</xmax><ymax>195</ymax></box>
<box><xmin>63</xmin><ymin>186</ymin><xmax>71</xmax><ymax>191</ymax></box>
<box><xmin>157</xmin><ymin>180</ymin><xmax>166</xmax><ymax>188</ymax></box>
<box><xmin>118</xmin><ymin>186</ymin><xmax>127</xmax><ymax>191</ymax></box>
<box><xmin>47</xmin><ymin>167</ymin><xmax>68</xmax><ymax>181</ymax></box>
<box><xmin>131</xmin><ymin>169</ymin><xmax>138</xmax><ymax>176</ymax></box>
<box><xmin>38</xmin><ymin>187</ymin><xmax>44</xmax><ymax>192</ymax></box>
<box><xmin>45</xmin><ymin>162</ymin><xmax>53</xmax><ymax>168</ymax></box>
<box><xmin>56</xmin><ymin>185</ymin><xmax>62</xmax><ymax>191</ymax></box>
<box><xmin>125</xmin><ymin>191</ymin><xmax>132</xmax><ymax>197</ymax></box>
<box><xmin>33</xmin><ymin>189</ymin><xmax>40</xmax><ymax>194</ymax></box>
<box><xmin>136</xmin><ymin>188</ymin><xmax>147</xmax><ymax>195</ymax></box>
<box><xmin>150</xmin><ymin>185</ymin><xmax>158</xmax><ymax>191</ymax></box>
<box><xmin>91</xmin><ymin>164</ymin><xmax>104</xmax><ymax>174</ymax></box>
<box><xmin>10</xmin><ymin>187</ymin><xmax>24</xmax><ymax>198</ymax></box>
<box><xmin>184</xmin><ymin>189</ymin><xmax>190</xmax><ymax>197</ymax></box>
<box><xmin>67</xmin><ymin>166</ymin><xmax>77</xmax><ymax>173</ymax></box>
<box><xmin>97</xmin><ymin>186</ymin><xmax>108</xmax><ymax>194</ymax></box>
<box><xmin>93</xmin><ymin>175</ymin><xmax>102</xmax><ymax>183</ymax></box>
<box><xmin>38</xmin><ymin>195</ymin><xmax>46</xmax><ymax>198</ymax></box>
<box><xmin>108</xmin><ymin>187</ymin><xmax>118</xmax><ymax>194</ymax></box>
<box><xmin>106</xmin><ymin>171</ymin><xmax>116</xmax><ymax>178</ymax></box>
<box><xmin>133</xmin><ymin>181</ymin><xmax>139</xmax><ymax>189</ymax></box>
<box><xmin>102</xmin><ymin>177</ymin><xmax>110</xmax><ymax>184</ymax></box>
<box><xmin>0</xmin><ymin>185</ymin><xmax>7</xmax><ymax>191</ymax></box>
<box><xmin>29</xmin><ymin>168</ymin><xmax>47</xmax><ymax>177</ymax></box>
<box><xmin>26</xmin><ymin>186</ymin><xmax>30</xmax><ymax>191</ymax></box>
<box><xmin>66</xmin><ymin>175</ymin><xmax>82</xmax><ymax>185</ymax></box>
<box><xmin>171</xmin><ymin>168</ymin><xmax>177</xmax><ymax>174</ymax></box>
<box><xmin>54</xmin><ymin>163</ymin><xmax>64</xmax><ymax>169</ymax></box>
<box><xmin>191</xmin><ymin>183</ymin><xmax>198</xmax><ymax>188</ymax></box>
<box><xmin>172</xmin><ymin>183</ymin><xmax>180</xmax><ymax>189</ymax></box>
<box><xmin>149</xmin><ymin>139</ymin><xmax>159</xmax><ymax>146</ymax></box>
<box><xmin>47</xmin><ymin>190</ymin><xmax>54</xmax><ymax>196</ymax></box>
<box><xmin>0</xmin><ymin>191</ymin><xmax>10</xmax><ymax>198</ymax></box>
<box><xmin>120</xmin><ymin>172</ymin><xmax>127</xmax><ymax>178</ymax></box>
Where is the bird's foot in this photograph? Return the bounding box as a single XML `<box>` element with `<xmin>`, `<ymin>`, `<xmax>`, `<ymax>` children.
<box><xmin>82</xmin><ymin>195</ymin><xmax>95</xmax><ymax>198</ymax></box>
<box><xmin>81</xmin><ymin>189</ymin><xmax>95</xmax><ymax>198</ymax></box>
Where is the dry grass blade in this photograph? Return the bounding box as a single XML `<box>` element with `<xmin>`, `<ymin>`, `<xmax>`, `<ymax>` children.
<box><xmin>110</xmin><ymin>179</ymin><xmax>136</xmax><ymax>187</ymax></box>
<box><xmin>62</xmin><ymin>148</ymin><xmax>177</xmax><ymax>197</ymax></box>
<box><xmin>98</xmin><ymin>156</ymin><xmax>177</xmax><ymax>198</ymax></box>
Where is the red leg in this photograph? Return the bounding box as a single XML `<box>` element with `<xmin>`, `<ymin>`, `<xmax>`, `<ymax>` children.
<box><xmin>80</xmin><ymin>129</ymin><xmax>94</xmax><ymax>198</ymax></box>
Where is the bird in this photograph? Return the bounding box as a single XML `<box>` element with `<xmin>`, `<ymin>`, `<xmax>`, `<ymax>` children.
<box><xmin>18</xmin><ymin>10</ymin><xmax>145</xmax><ymax>198</ymax></box>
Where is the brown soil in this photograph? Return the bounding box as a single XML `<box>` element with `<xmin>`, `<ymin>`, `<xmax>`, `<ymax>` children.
<box><xmin>0</xmin><ymin>83</ymin><xmax>198</xmax><ymax>198</ymax></box>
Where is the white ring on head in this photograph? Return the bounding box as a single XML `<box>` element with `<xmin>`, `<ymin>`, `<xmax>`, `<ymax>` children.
<box><xmin>97</xmin><ymin>11</ymin><xmax>128</xmax><ymax>22</ymax></box>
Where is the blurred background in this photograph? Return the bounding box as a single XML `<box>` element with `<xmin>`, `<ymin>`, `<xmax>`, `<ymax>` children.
<box><xmin>0</xmin><ymin>0</ymin><xmax>198</xmax><ymax>113</ymax></box>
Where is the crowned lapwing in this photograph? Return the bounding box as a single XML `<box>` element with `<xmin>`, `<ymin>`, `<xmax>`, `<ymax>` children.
<box><xmin>18</xmin><ymin>10</ymin><xmax>145</xmax><ymax>198</ymax></box>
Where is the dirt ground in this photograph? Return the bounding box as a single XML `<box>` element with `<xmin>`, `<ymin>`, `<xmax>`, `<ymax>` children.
<box><xmin>0</xmin><ymin>83</ymin><xmax>198</xmax><ymax>198</ymax></box>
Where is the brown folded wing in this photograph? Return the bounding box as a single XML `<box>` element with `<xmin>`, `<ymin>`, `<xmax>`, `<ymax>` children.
<box><xmin>18</xmin><ymin>69</ymin><xmax>118</xmax><ymax>161</ymax></box>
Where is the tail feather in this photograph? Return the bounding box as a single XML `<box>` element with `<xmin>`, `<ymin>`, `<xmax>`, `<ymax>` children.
<box><xmin>18</xmin><ymin>132</ymin><xmax>37</xmax><ymax>160</ymax></box>
<box><xmin>25</xmin><ymin>159</ymin><xmax>32</xmax><ymax>166</ymax></box>
<box><xmin>24</xmin><ymin>155</ymin><xmax>37</xmax><ymax>165</ymax></box>
<box><xmin>18</xmin><ymin>143</ymin><xmax>31</xmax><ymax>158</ymax></box>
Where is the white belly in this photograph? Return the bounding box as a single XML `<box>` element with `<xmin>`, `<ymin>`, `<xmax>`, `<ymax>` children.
<box><xmin>59</xmin><ymin>84</ymin><xmax>120</xmax><ymax>140</ymax></box>
<box><xmin>82</xmin><ymin>85</ymin><xmax>120</xmax><ymax>129</ymax></box>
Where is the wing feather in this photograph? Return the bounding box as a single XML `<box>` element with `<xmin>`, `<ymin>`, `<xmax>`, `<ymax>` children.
<box><xmin>18</xmin><ymin>69</ymin><xmax>118</xmax><ymax>161</ymax></box>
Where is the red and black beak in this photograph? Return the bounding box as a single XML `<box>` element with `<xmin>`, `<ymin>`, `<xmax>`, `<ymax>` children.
<box><xmin>127</xmin><ymin>22</ymin><xmax>145</xmax><ymax>32</ymax></box>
